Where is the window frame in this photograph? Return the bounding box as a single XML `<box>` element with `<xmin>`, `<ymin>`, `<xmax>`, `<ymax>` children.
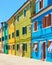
<box><xmin>33</xmin><ymin>42</ymin><xmax>38</xmax><ymax>52</ymax></box>
<box><xmin>12</xmin><ymin>32</ymin><xmax>14</xmax><ymax>38</ymax></box>
<box><xmin>9</xmin><ymin>34</ymin><xmax>10</xmax><ymax>39</ymax></box>
<box><xmin>17</xmin><ymin>44</ymin><xmax>19</xmax><ymax>50</ymax></box>
<box><xmin>48</xmin><ymin>40</ymin><xmax>52</xmax><ymax>53</ymax></box>
<box><xmin>39</xmin><ymin>0</ymin><xmax>43</xmax><ymax>9</ymax></box>
<box><xmin>16</xmin><ymin>30</ymin><xmax>19</xmax><ymax>37</ymax></box>
<box><xmin>33</xmin><ymin>21</ymin><xmax>38</xmax><ymax>32</ymax></box>
<box><xmin>22</xmin><ymin>26</ymin><xmax>27</xmax><ymax>35</ymax></box>
<box><xmin>42</xmin><ymin>14</ymin><xmax>51</xmax><ymax>29</ymax></box>
<box><xmin>23</xmin><ymin>9</ymin><xmax>26</xmax><ymax>17</ymax></box>
<box><xmin>23</xmin><ymin>43</ymin><xmax>27</xmax><ymax>51</ymax></box>
<box><xmin>2</xmin><ymin>36</ymin><xmax>4</xmax><ymax>41</ymax></box>
<box><xmin>16</xmin><ymin>15</ymin><xmax>19</xmax><ymax>21</ymax></box>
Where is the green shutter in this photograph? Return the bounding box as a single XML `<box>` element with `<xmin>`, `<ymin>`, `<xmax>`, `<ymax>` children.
<box><xmin>22</xmin><ymin>27</ymin><xmax>27</xmax><ymax>35</ymax></box>
<box><xmin>23</xmin><ymin>44</ymin><xmax>27</xmax><ymax>51</ymax></box>
<box><xmin>16</xmin><ymin>30</ymin><xmax>19</xmax><ymax>36</ymax></box>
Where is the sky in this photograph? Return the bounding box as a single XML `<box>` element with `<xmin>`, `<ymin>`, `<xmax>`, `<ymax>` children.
<box><xmin>0</xmin><ymin>0</ymin><xmax>27</xmax><ymax>22</ymax></box>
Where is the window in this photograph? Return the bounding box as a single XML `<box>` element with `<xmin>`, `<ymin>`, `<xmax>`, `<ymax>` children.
<box><xmin>28</xmin><ymin>26</ymin><xmax>31</xmax><ymax>32</ymax></box>
<box><xmin>5</xmin><ymin>35</ymin><xmax>7</xmax><ymax>40</ymax></box>
<box><xmin>43</xmin><ymin>17</ymin><xmax>46</xmax><ymax>28</ymax></box>
<box><xmin>23</xmin><ymin>9</ymin><xmax>26</xmax><ymax>17</ymax></box>
<box><xmin>43</xmin><ymin>14</ymin><xmax>51</xmax><ymax>28</ymax></box>
<box><xmin>33</xmin><ymin>43</ymin><xmax>38</xmax><ymax>52</ymax></box>
<box><xmin>34</xmin><ymin>22</ymin><xmax>38</xmax><ymax>31</ymax></box>
<box><xmin>16</xmin><ymin>30</ymin><xmax>19</xmax><ymax>36</ymax></box>
<box><xmin>9</xmin><ymin>35</ymin><xmax>10</xmax><ymax>39</ymax></box>
<box><xmin>46</xmin><ymin>14</ymin><xmax>51</xmax><ymax>27</ymax></box>
<box><xmin>8</xmin><ymin>45</ymin><xmax>10</xmax><ymax>50</ymax></box>
<box><xmin>22</xmin><ymin>27</ymin><xmax>27</xmax><ymax>35</ymax></box>
<box><xmin>28</xmin><ymin>4</ymin><xmax>30</xmax><ymax>9</ymax></box>
<box><xmin>17</xmin><ymin>44</ymin><xmax>19</xmax><ymax>50</ymax></box>
<box><xmin>0</xmin><ymin>38</ymin><xmax>1</xmax><ymax>42</ymax></box>
<box><xmin>12</xmin><ymin>32</ymin><xmax>14</xmax><ymax>38</ymax></box>
<box><xmin>48</xmin><ymin>41</ymin><xmax>51</xmax><ymax>48</ymax></box>
<box><xmin>23</xmin><ymin>44</ymin><xmax>27</xmax><ymax>51</ymax></box>
<box><xmin>13</xmin><ymin>45</ymin><xmax>15</xmax><ymax>49</ymax></box>
<box><xmin>6</xmin><ymin>45</ymin><xmax>8</xmax><ymax>50</ymax></box>
<box><xmin>2</xmin><ymin>37</ymin><xmax>4</xmax><ymax>41</ymax></box>
<box><xmin>39</xmin><ymin>0</ymin><xmax>43</xmax><ymax>9</ymax></box>
<box><xmin>16</xmin><ymin>16</ymin><xmax>19</xmax><ymax>21</ymax></box>
<box><xmin>48</xmin><ymin>41</ymin><xmax>52</xmax><ymax>53</ymax></box>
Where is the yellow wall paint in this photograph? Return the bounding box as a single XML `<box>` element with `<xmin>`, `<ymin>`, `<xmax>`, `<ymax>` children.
<box><xmin>14</xmin><ymin>4</ymin><xmax>31</xmax><ymax>58</ymax></box>
<box><xmin>8</xmin><ymin>17</ymin><xmax>15</xmax><ymax>55</ymax></box>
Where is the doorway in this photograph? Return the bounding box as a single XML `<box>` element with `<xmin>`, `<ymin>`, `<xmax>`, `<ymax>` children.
<box><xmin>41</xmin><ymin>42</ymin><xmax>46</xmax><ymax>60</ymax></box>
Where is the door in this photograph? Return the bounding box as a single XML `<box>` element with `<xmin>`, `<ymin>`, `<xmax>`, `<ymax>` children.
<box><xmin>42</xmin><ymin>42</ymin><xmax>46</xmax><ymax>59</ymax></box>
<box><xmin>41</xmin><ymin>42</ymin><xmax>46</xmax><ymax>60</ymax></box>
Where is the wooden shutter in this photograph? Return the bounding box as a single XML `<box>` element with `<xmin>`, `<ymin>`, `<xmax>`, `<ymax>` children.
<box><xmin>34</xmin><ymin>22</ymin><xmax>37</xmax><ymax>31</ymax></box>
<box><xmin>48</xmin><ymin>41</ymin><xmax>51</xmax><ymax>48</ymax></box>
<box><xmin>17</xmin><ymin>44</ymin><xmax>19</xmax><ymax>50</ymax></box>
<box><xmin>43</xmin><ymin>17</ymin><xmax>46</xmax><ymax>28</ymax></box>
<box><xmin>40</xmin><ymin>0</ymin><xmax>43</xmax><ymax>9</ymax></box>
<box><xmin>48</xmin><ymin>14</ymin><xmax>51</xmax><ymax>26</ymax></box>
<box><xmin>51</xmin><ymin>14</ymin><xmax>52</xmax><ymax>26</ymax></box>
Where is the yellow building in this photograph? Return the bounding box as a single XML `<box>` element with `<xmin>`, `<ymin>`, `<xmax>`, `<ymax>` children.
<box><xmin>13</xmin><ymin>0</ymin><xmax>35</xmax><ymax>58</ymax></box>
<box><xmin>8</xmin><ymin>17</ymin><xmax>15</xmax><ymax>55</ymax></box>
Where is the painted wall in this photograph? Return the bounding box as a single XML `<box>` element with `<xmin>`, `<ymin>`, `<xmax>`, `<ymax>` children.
<box><xmin>32</xmin><ymin>8</ymin><xmax>52</xmax><ymax>62</ymax></box>
<box><xmin>3</xmin><ymin>23</ymin><xmax>8</xmax><ymax>54</ymax></box>
<box><xmin>36</xmin><ymin>0</ymin><xmax>52</xmax><ymax>13</ymax></box>
<box><xmin>15</xmin><ymin>4</ymin><xmax>32</xmax><ymax>58</ymax></box>
<box><xmin>8</xmin><ymin>17</ymin><xmax>15</xmax><ymax>55</ymax></box>
<box><xmin>0</xmin><ymin>29</ymin><xmax>2</xmax><ymax>52</ymax></box>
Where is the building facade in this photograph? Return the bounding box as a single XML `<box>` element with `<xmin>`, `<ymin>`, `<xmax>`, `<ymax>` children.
<box><xmin>0</xmin><ymin>29</ymin><xmax>2</xmax><ymax>53</ymax></box>
<box><xmin>8</xmin><ymin>17</ymin><xmax>15</xmax><ymax>55</ymax></box>
<box><xmin>3</xmin><ymin>22</ymin><xmax>8</xmax><ymax>54</ymax></box>
<box><xmin>36</xmin><ymin>0</ymin><xmax>52</xmax><ymax>13</ymax></box>
<box><xmin>14</xmin><ymin>1</ymin><xmax>32</xmax><ymax>58</ymax></box>
<box><xmin>32</xmin><ymin>0</ymin><xmax>52</xmax><ymax>62</ymax></box>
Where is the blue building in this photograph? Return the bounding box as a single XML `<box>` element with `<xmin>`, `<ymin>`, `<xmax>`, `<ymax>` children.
<box><xmin>36</xmin><ymin>0</ymin><xmax>52</xmax><ymax>13</ymax></box>
<box><xmin>32</xmin><ymin>0</ymin><xmax>52</xmax><ymax>62</ymax></box>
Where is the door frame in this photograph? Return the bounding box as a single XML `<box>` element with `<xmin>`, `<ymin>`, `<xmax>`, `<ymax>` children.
<box><xmin>40</xmin><ymin>41</ymin><xmax>46</xmax><ymax>60</ymax></box>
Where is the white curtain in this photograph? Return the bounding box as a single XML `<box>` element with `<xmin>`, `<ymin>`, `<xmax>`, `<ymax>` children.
<box><xmin>48</xmin><ymin>42</ymin><xmax>52</xmax><ymax>53</ymax></box>
<box><xmin>33</xmin><ymin>44</ymin><xmax>37</xmax><ymax>52</ymax></box>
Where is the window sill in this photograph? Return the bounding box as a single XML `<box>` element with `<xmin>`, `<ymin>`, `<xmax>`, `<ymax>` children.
<box><xmin>33</xmin><ymin>30</ymin><xmax>38</xmax><ymax>32</ymax></box>
<box><xmin>43</xmin><ymin>26</ymin><xmax>52</xmax><ymax>29</ymax></box>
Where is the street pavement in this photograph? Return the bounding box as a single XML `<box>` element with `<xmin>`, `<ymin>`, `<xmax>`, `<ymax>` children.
<box><xmin>0</xmin><ymin>53</ymin><xmax>52</xmax><ymax>65</ymax></box>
